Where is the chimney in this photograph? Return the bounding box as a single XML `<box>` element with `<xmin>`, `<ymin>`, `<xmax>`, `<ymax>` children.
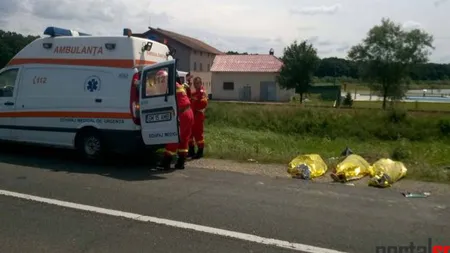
<box><xmin>269</xmin><ymin>48</ymin><xmax>274</xmax><ymax>56</ymax></box>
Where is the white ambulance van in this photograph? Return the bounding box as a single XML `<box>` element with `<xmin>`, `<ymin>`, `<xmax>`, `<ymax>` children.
<box><xmin>0</xmin><ymin>26</ymin><xmax>183</xmax><ymax>159</ymax></box>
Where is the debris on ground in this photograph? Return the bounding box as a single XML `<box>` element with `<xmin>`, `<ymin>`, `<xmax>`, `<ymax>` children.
<box><xmin>247</xmin><ymin>158</ymin><xmax>258</xmax><ymax>163</ymax></box>
<box><xmin>340</xmin><ymin>147</ymin><xmax>354</xmax><ymax>157</ymax></box>
<box><xmin>368</xmin><ymin>159</ymin><xmax>407</xmax><ymax>188</ymax></box>
<box><xmin>330</xmin><ymin>154</ymin><xmax>371</xmax><ymax>183</ymax></box>
<box><xmin>402</xmin><ymin>192</ymin><xmax>431</xmax><ymax>198</ymax></box>
<box><xmin>288</xmin><ymin>154</ymin><xmax>328</xmax><ymax>180</ymax></box>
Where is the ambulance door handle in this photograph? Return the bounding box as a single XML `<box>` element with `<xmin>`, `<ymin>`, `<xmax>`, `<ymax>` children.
<box><xmin>95</xmin><ymin>99</ymin><xmax>102</xmax><ymax>103</ymax></box>
<box><xmin>4</xmin><ymin>101</ymin><xmax>14</xmax><ymax>106</ymax></box>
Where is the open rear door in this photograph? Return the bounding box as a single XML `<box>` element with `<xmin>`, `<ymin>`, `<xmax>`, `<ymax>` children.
<box><xmin>139</xmin><ymin>59</ymin><xmax>180</xmax><ymax>145</ymax></box>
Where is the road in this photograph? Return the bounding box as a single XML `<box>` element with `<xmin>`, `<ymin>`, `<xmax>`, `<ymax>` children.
<box><xmin>0</xmin><ymin>144</ymin><xmax>449</xmax><ymax>253</ymax></box>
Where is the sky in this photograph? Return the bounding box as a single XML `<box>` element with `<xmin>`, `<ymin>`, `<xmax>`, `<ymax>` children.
<box><xmin>1</xmin><ymin>0</ymin><xmax>449</xmax><ymax>63</ymax></box>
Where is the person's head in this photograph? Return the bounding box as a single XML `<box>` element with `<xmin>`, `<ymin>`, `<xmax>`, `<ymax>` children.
<box><xmin>193</xmin><ymin>76</ymin><xmax>202</xmax><ymax>89</ymax></box>
<box><xmin>176</xmin><ymin>72</ymin><xmax>182</xmax><ymax>84</ymax></box>
<box><xmin>186</xmin><ymin>72</ymin><xmax>193</xmax><ymax>83</ymax></box>
<box><xmin>155</xmin><ymin>69</ymin><xmax>168</xmax><ymax>91</ymax></box>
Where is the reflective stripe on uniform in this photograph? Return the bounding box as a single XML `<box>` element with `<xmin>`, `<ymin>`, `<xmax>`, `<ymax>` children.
<box><xmin>178</xmin><ymin>149</ymin><xmax>189</xmax><ymax>153</ymax></box>
<box><xmin>164</xmin><ymin>150</ymin><xmax>176</xmax><ymax>156</ymax></box>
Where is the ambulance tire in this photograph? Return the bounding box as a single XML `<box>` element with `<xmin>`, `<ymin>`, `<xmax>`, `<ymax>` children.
<box><xmin>76</xmin><ymin>129</ymin><xmax>106</xmax><ymax>161</ymax></box>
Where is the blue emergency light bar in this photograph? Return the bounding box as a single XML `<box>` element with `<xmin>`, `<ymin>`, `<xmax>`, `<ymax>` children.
<box><xmin>43</xmin><ymin>26</ymin><xmax>91</xmax><ymax>37</ymax></box>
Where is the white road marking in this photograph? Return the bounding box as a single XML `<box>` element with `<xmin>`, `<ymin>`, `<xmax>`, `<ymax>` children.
<box><xmin>0</xmin><ymin>189</ymin><xmax>347</xmax><ymax>253</ymax></box>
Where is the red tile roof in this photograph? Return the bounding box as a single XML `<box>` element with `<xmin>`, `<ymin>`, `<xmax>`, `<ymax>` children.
<box><xmin>210</xmin><ymin>55</ymin><xmax>283</xmax><ymax>73</ymax></box>
<box><xmin>144</xmin><ymin>27</ymin><xmax>223</xmax><ymax>55</ymax></box>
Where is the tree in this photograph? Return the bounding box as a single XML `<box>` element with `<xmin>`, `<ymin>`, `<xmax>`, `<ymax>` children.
<box><xmin>0</xmin><ymin>30</ymin><xmax>40</xmax><ymax>68</ymax></box>
<box><xmin>342</xmin><ymin>92</ymin><xmax>354</xmax><ymax>107</ymax></box>
<box><xmin>348</xmin><ymin>18</ymin><xmax>434</xmax><ymax>109</ymax></box>
<box><xmin>277</xmin><ymin>40</ymin><xmax>320</xmax><ymax>103</ymax></box>
<box><xmin>226</xmin><ymin>51</ymin><xmax>249</xmax><ymax>55</ymax></box>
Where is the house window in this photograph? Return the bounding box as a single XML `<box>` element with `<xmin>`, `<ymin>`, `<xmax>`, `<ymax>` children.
<box><xmin>194</xmin><ymin>50</ymin><xmax>197</xmax><ymax>55</ymax></box>
<box><xmin>200</xmin><ymin>52</ymin><xmax>203</xmax><ymax>56</ymax></box>
<box><xmin>194</xmin><ymin>62</ymin><xmax>197</xmax><ymax>71</ymax></box>
<box><xmin>207</xmin><ymin>64</ymin><xmax>210</xmax><ymax>71</ymax></box>
<box><xmin>200</xmin><ymin>63</ymin><xmax>203</xmax><ymax>71</ymax></box>
<box><xmin>223</xmin><ymin>82</ymin><xmax>234</xmax><ymax>90</ymax></box>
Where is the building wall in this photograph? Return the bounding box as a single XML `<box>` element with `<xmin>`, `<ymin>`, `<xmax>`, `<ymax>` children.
<box><xmin>211</xmin><ymin>72</ymin><xmax>295</xmax><ymax>102</ymax></box>
<box><xmin>190</xmin><ymin>50</ymin><xmax>216</xmax><ymax>95</ymax></box>
<box><xmin>144</xmin><ymin>31</ymin><xmax>191</xmax><ymax>72</ymax></box>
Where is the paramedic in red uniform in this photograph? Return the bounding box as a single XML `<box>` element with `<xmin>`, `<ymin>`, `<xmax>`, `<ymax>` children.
<box><xmin>183</xmin><ymin>72</ymin><xmax>192</xmax><ymax>99</ymax></box>
<box><xmin>187</xmin><ymin>76</ymin><xmax>208</xmax><ymax>159</ymax></box>
<box><xmin>159</xmin><ymin>71</ymin><xmax>194</xmax><ymax>170</ymax></box>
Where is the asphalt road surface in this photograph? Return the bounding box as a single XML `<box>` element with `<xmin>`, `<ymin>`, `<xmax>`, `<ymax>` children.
<box><xmin>0</xmin><ymin>144</ymin><xmax>449</xmax><ymax>253</ymax></box>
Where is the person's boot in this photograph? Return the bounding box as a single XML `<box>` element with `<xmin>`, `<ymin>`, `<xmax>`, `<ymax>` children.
<box><xmin>187</xmin><ymin>146</ymin><xmax>195</xmax><ymax>158</ymax></box>
<box><xmin>193</xmin><ymin>148</ymin><xmax>204</xmax><ymax>159</ymax></box>
<box><xmin>175</xmin><ymin>156</ymin><xmax>186</xmax><ymax>170</ymax></box>
<box><xmin>158</xmin><ymin>155</ymin><xmax>172</xmax><ymax>171</ymax></box>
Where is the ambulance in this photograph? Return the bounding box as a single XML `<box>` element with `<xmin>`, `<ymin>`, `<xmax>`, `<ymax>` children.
<box><xmin>0</xmin><ymin>26</ymin><xmax>183</xmax><ymax>159</ymax></box>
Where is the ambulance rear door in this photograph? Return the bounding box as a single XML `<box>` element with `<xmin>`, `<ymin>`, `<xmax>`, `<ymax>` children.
<box><xmin>139</xmin><ymin>59</ymin><xmax>180</xmax><ymax>145</ymax></box>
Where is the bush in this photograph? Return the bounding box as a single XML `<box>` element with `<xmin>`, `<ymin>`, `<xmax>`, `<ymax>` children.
<box><xmin>386</xmin><ymin>107</ymin><xmax>408</xmax><ymax>123</ymax></box>
<box><xmin>438</xmin><ymin>119</ymin><xmax>450</xmax><ymax>136</ymax></box>
<box><xmin>391</xmin><ymin>145</ymin><xmax>412</xmax><ymax>161</ymax></box>
<box><xmin>342</xmin><ymin>92</ymin><xmax>353</xmax><ymax>107</ymax></box>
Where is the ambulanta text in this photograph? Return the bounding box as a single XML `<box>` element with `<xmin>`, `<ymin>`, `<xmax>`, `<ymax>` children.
<box><xmin>53</xmin><ymin>46</ymin><xmax>104</xmax><ymax>56</ymax></box>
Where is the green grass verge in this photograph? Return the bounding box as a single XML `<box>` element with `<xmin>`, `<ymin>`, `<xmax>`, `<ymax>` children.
<box><xmin>205</xmin><ymin>125</ymin><xmax>450</xmax><ymax>183</ymax></box>
<box><xmin>202</xmin><ymin>102</ymin><xmax>450</xmax><ymax>183</ymax></box>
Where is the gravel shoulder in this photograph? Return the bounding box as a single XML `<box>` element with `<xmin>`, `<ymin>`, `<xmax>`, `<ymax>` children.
<box><xmin>187</xmin><ymin>158</ymin><xmax>450</xmax><ymax>196</ymax></box>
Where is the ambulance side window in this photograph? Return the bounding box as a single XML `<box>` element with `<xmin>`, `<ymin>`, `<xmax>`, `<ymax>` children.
<box><xmin>0</xmin><ymin>68</ymin><xmax>18</xmax><ymax>97</ymax></box>
<box><xmin>142</xmin><ymin>67</ymin><xmax>174</xmax><ymax>98</ymax></box>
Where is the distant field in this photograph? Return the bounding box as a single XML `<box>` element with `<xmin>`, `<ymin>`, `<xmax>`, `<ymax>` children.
<box><xmin>321</xmin><ymin>82</ymin><xmax>450</xmax><ymax>92</ymax></box>
<box><xmin>304</xmin><ymin>100</ymin><xmax>450</xmax><ymax>112</ymax></box>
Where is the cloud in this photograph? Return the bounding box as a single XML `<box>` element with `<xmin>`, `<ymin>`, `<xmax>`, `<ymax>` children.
<box><xmin>27</xmin><ymin>0</ymin><xmax>128</xmax><ymax>22</ymax></box>
<box><xmin>306</xmin><ymin>36</ymin><xmax>333</xmax><ymax>46</ymax></box>
<box><xmin>0</xmin><ymin>0</ymin><xmax>448</xmax><ymax>63</ymax></box>
<box><xmin>0</xmin><ymin>0</ymin><xmax>21</xmax><ymax>13</ymax></box>
<box><xmin>290</xmin><ymin>4</ymin><xmax>342</xmax><ymax>15</ymax></box>
<box><xmin>402</xmin><ymin>20</ymin><xmax>422</xmax><ymax>30</ymax></box>
<box><xmin>335</xmin><ymin>44</ymin><xmax>350</xmax><ymax>53</ymax></box>
<box><xmin>434</xmin><ymin>0</ymin><xmax>447</xmax><ymax>7</ymax></box>
<box><xmin>298</xmin><ymin>26</ymin><xmax>315</xmax><ymax>31</ymax></box>
<box><xmin>438</xmin><ymin>55</ymin><xmax>450</xmax><ymax>63</ymax></box>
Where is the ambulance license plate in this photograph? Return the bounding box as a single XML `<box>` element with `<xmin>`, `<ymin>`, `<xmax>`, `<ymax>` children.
<box><xmin>145</xmin><ymin>112</ymin><xmax>172</xmax><ymax>123</ymax></box>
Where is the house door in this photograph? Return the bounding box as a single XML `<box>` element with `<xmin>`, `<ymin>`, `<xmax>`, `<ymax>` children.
<box><xmin>242</xmin><ymin>85</ymin><xmax>251</xmax><ymax>101</ymax></box>
<box><xmin>260</xmin><ymin>81</ymin><xmax>277</xmax><ymax>101</ymax></box>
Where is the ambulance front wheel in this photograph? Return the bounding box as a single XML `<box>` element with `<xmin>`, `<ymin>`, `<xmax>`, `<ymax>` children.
<box><xmin>76</xmin><ymin>129</ymin><xmax>105</xmax><ymax>160</ymax></box>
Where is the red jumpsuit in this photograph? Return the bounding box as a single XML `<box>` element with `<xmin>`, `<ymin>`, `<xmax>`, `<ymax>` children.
<box><xmin>188</xmin><ymin>86</ymin><xmax>208</xmax><ymax>149</ymax></box>
<box><xmin>164</xmin><ymin>83</ymin><xmax>194</xmax><ymax>158</ymax></box>
<box><xmin>183</xmin><ymin>83</ymin><xmax>192</xmax><ymax>99</ymax></box>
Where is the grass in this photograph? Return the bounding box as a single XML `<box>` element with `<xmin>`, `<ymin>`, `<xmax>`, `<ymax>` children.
<box><xmin>203</xmin><ymin>102</ymin><xmax>450</xmax><ymax>183</ymax></box>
